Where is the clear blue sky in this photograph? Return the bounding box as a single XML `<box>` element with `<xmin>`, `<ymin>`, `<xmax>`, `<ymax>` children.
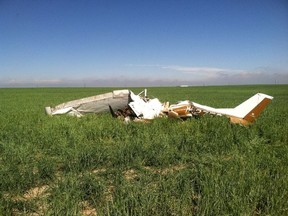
<box><xmin>1</xmin><ymin>0</ymin><xmax>288</xmax><ymax>87</ymax></box>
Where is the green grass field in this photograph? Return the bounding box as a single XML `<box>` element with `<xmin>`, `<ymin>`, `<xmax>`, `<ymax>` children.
<box><xmin>0</xmin><ymin>85</ymin><xmax>287</xmax><ymax>215</ymax></box>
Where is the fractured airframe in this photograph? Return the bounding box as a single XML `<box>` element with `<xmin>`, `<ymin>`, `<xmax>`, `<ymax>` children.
<box><xmin>45</xmin><ymin>89</ymin><xmax>273</xmax><ymax>126</ymax></box>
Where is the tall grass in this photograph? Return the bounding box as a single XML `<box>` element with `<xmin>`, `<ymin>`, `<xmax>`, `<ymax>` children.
<box><xmin>0</xmin><ymin>85</ymin><xmax>287</xmax><ymax>215</ymax></box>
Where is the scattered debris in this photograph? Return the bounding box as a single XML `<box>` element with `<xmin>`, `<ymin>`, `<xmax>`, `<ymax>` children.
<box><xmin>45</xmin><ymin>89</ymin><xmax>273</xmax><ymax>125</ymax></box>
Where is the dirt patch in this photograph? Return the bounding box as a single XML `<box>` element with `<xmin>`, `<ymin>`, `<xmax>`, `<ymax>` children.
<box><xmin>144</xmin><ymin>164</ymin><xmax>186</xmax><ymax>175</ymax></box>
<box><xmin>91</xmin><ymin>168</ymin><xmax>107</xmax><ymax>174</ymax></box>
<box><xmin>23</xmin><ymin>185</ymin><xmax>49</xmax><ymax>200</ymax></box>
<box><xmin>104</xmin><ymin>185</ymin><xmax>115</xmax><ymax>202</ymax></box>
<box><xmin>123</xmin><ymin>169</ymin><xmax>138</xmax><ymax>180</ymax></box>
<box><xmin>81</xmin><ymin>201</ymin><xmax>97</xmax><ymax>216</ymax></box>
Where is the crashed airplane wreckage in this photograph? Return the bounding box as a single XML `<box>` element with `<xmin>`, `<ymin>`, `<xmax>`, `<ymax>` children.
<box><xmin>45</xmin><ymin>89</ymin><xmax>273</xmax><ymax>126</ymax></box>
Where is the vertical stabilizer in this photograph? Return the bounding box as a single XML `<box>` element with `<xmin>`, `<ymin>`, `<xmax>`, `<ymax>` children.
<box><xmin>229</xmin><ymin>93</ymin><xmax>273</xmax><ymax>125</ymax></box>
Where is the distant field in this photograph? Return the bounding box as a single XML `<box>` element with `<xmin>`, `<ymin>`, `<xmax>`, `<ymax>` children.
<box><xmin>0</xmin><ymin>85</ymin><xmax>287</xmax><ymax>215</ymax></box>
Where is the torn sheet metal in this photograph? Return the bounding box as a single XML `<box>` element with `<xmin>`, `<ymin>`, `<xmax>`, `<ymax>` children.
<box><xmin>129</xmin><ymin>91</ymin><xmax>162</xmax><ymax>119</ymax></box>
<box><xmin>45</xmin><ymin>89</ymin><xmax>273</xmax><ymax>125</ymax></box>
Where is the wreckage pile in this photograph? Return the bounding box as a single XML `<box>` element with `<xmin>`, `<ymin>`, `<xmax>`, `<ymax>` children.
<box><xmin>45</xmin><ymin>89</ymin><xmax>273</xmax><ymax>125</ymax></box>
<box><xmin>45</xmin><ymin>89</ymin><xmax>205</xmax><ymax>122</ymax></box>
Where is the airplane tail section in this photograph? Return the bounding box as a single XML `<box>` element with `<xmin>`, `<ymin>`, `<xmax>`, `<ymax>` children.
<box><xmin>229</xmin><ymin>93</ymin><xmax>273</xmax><ymax>125</ymax></box>
<box><xmin>192</xmin><ymin>93</ymin><xmax>273</xmax><ymax>125</ymax></box>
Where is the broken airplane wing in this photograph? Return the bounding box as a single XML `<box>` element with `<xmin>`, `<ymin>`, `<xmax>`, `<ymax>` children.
<box><xmin>45</xmin><ymin>89</ymin><xmax>131</xmax><ymax>117</ymax></box>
